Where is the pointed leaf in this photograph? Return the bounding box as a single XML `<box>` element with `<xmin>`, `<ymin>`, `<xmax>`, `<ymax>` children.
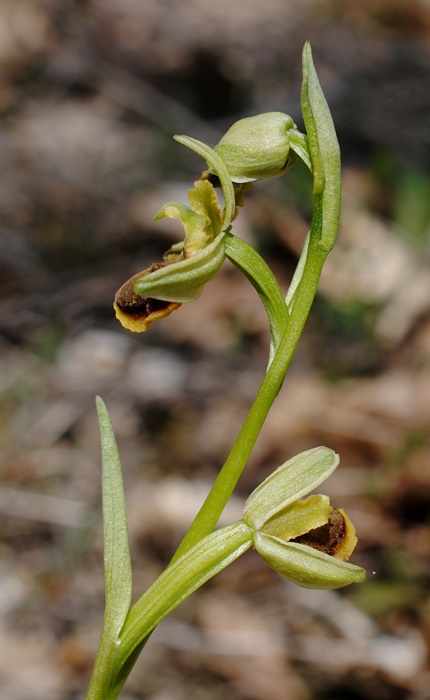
<box><xmin>301</xmin><ymin>42</ymin><xmax>341</xmax><ymax>251</ymax></box>
<box><xmin>96</xmin><ymin>396</ymin><xmax>132</xmax><ymax>638</ymax></box>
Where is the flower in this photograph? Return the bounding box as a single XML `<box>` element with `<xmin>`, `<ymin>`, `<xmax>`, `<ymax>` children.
<box><xmin>114</xmin><ymin>178</ymin><xmax>227</xmax><ymax>332</ymax></box>
<box><xmin>243</xmin><ymin>447</ymin><xmax>366</xmax><ymax>589</ymax></box>
<box><xmin>113</xmin><ymin>112</ymin><xmax>312</xmax><ymax>333</ymax></box>
<box><xmin>114</xmin><ymin>135</ymin><xmax>237</xmax><ymax>333</ymax></box>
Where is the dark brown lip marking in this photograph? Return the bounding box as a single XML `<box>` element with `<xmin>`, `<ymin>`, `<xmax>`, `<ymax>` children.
<box><xmin>291</xmin><ymin>509</ymin><xmax>346</xmax><ymax>557</ymax></box>
<box><xmin>115</xmin><ymin>262</ymin><xmax>171</xmax><ymax>317</ymax></box>
<box><xmin>114</xmin><ymin>261</ymin><xmax>182</xmax><ymax>332</ymax></box>
<box><xmin>115</xmin><ymin>285</ymin><xmax>173</xmax><ymax>319</ymax></box>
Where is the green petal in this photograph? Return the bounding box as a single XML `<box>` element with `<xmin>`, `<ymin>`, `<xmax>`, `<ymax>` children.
<box><xmin>262</xmin><ymin>494</ymin><xmax>331</xmax><ymax>540</ymax></box>
<box><xmin>134</xmin><ymin>234</ymin><xmax>226</xmax><ymax>303</ymax></box>
<box><xmin>154</xmin><ymin>201</ymin><xmax>209</xmax><ymax>250</ymax></box>
<box><xmin>155</xmin><ymin>180</ymin><xmax>223</xmax><ymax>256</ymax></box>
<box><xmin>255</xmin><ymin>532</ymin><xmax>366</xmax><ymax>590</ymax></box>
<box><xmin>243</xmin><ymin>447</ymin><xmax>339</xmax><ymax>530</ymax></box>
<box><xmin>188</xmin><ymin>180</ymin><xmax>222</xmax><ymax>243</ymax></box>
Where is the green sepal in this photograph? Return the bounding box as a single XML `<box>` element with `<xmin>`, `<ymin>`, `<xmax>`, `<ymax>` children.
<box><xmin>254</xmin><ymin>532</ymin><xmax>366</xmax><ymax>589</ymax></box>
<box><xmin>134</xmin><ymin>233</ymin><xmax>226</xmax><ymax>303</ymax></box>
<box><xmin>288</xmin><ymin>129</ymin><xmax>313</xmax><ymax>172</ymax></box>
<box><xmin>243</xmin><ymin>447</ymin><xmax>339</xmax><ymax>531</ymax></box>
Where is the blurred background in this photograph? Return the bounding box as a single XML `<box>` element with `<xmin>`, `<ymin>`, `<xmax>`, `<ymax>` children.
<box><xmin>1</xmin><ymin>1</ymin><xmax>430</xmax><ymax>698</ymax></box>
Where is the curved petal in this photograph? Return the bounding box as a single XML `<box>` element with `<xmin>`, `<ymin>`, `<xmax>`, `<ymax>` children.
<box><xmin>154</xmin><ymin>201</ymin><xmax>209</xmax><ymax>251</ymax></box>
<box><xmin>261</xmin><ymin>494</ymin><xmax>331</xmax><ymax>540</ymax></box>
<box><xmin>187</xmin><ymin>179</ymin><xmax>222</xmax><ymax>243</ymax></box>
<box><xmin>154</xmin><ymin>180</ymin><xmax>223</xmax><ymax>255</ymax></box>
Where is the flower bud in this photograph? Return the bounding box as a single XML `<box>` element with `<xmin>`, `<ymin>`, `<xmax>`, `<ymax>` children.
<box><xmin>213</xmin><ymin>112</ymin><xmax>297</xmax><ymax>183</ymax></box>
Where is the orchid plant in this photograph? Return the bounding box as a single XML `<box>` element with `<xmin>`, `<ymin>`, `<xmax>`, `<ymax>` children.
<box><xmin>85</xmin><ymin>43</ymin><xmax>366</xmax><ymax>700</ymax></box>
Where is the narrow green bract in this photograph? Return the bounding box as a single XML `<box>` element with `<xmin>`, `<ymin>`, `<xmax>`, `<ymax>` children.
<box><xmin>97</xmin><ymin>396</ymin><xmax>132</xmax><ymax>635</ymax></box>
<box><xmin>301</xmin><ymin>41</ymin><xmax>341</xmax><ymax>251</ymax></box>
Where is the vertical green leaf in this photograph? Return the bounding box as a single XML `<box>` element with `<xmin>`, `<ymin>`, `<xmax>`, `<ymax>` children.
<box><xmin>86</xmin><ymin>399</ymin><xmax>133</xmax><ymax>699</ymax></box>
<box><xmin>96</xmin><ymin>396</ymin><xmax>132</xmax><ymax>637</ymax></box>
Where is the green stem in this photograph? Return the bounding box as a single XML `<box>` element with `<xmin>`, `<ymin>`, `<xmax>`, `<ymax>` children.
<box><xmin>172</xmin><ymin>219</ymin><xmax>328</xmax><ymax>563</ymax></box>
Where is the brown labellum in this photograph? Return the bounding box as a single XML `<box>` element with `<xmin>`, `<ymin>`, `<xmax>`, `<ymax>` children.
<box><xmin>291</xmin><ymin>509</ymin><xmax>347</xmax><ymax>558</ymax></box>
<box><xmin>114</xmin><ymin>263</ymin><xmax>181</xmax><ymax>333</ymax></box>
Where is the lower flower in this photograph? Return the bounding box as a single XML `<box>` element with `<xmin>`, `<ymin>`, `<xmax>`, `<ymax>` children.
<box><xmin>243</xmin><ymin>447</ymin><xmax>366</xmax><ymax>589</ymax></box>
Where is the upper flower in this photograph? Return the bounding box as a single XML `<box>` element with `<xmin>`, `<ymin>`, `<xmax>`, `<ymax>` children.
<box><xmin>114</xmin><ymin>137</ymin><xmax>236</xmax><ymax>333</ymax></box>
<box><xmin>243</xmin><ymin>447</ymin><xmax>366</xmax><ymax>589</ymax></box>
<box><xmin>113</xmin><ymin>114</ymin><xmax>312</xmax><ymax>334</ymax></box>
